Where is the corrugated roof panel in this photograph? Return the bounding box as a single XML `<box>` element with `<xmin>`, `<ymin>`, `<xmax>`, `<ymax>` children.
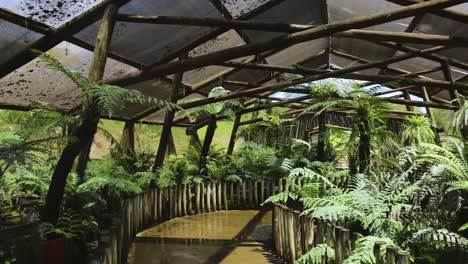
<box><xmin>75</xmin><ymin>0</ymin><xmax>222</xmax><ymax>65</ymax></box>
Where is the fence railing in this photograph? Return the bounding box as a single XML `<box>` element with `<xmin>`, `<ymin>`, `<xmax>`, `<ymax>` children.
<box><xmin>273</xmin><ymin>204</ymin><xmax>411</xmax><ymax>264</ymax></box>
<box><xmin>96</xmin><ymin>178</ymin><xmax>290</xmax><ymax>264</ymax></box>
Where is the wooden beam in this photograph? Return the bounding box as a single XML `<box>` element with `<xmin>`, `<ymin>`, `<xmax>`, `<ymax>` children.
<box><xmin>117</xmin><ymin>14</ymin><xmax>315</xmax><ymax>33</ymax></box>
<box><xmin>0</xmin><ymin>7</ymin><xmax>52</xmax><ymax>35</ymax></box>
<box><xmin>335</xmin><ymin>29</ymin><xmax>468</xmax><ymax>47</ymax></box>
<box><xmin>239</xmin><ymin>117</ymin><xmax>265</xmax><ymax>126</ymax></box>
<box><xmin>375</xmin><ymin>41</ymin><xmax>468</xmax><ymax>71</ymax></box>
<box><xmin>385</xmin><ymin>0</ymin><xmax>468</xmax><ymax>23</ymax></box>
<box><xmin>385</xmin><ymin>97</ymin><xmax>455</xmax><ymax>109</ymax></box>
<box><xmin>177</xmin><ymin>59</ymin><xmax>468</xmax><ymax>112</ymax></box>
<box><xmin>372</xmin><ymin>85</ymin><xmax>417</xmax><ymax>96</ymax></box>
<box><xmin>421</xmin><ymin>86</ymin><xmax>438</xmax><ymax>126</ymax></box>
<box><xmin>103</xmin><ymin>0</ymin><xmax>466</xmax><ymax>86</ymax></box>
<box><xmin>227</xmin><ymin>113</ymin><xmax>242</xmax><ymax>154</ymax></box>
<box><xmin>153</xmin><ymin>55</ymin><xmax>186</xmax><ymax>171</ymax></box>
<box><xmin>441</xmin><ymin>61</ymin><xmax>461</xmax><ymax>107</ymax></box>
<box><xmin>0</xmin><ymin>0</ymin><xmax>131</xmax><ymax>79</ymax></box>
<box><xmin>240</xmin><ymin>95</ymin><xmax>313</xmax><ymax>114</ymax></box>
<box><xmin>147</xmin><ymin>0</ymin><xmax>288</xmax><ymax>67</ymax></box>
<box><xmin>331</xmin><ymin>48</ymin><xmax>446</xmax><ymax>77</ymax></box>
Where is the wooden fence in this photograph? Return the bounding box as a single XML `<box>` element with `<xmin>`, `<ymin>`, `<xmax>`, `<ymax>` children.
<box><xmin>273</xmin><ymin>204</ymin><xmax>411</xmax><ymax>264</ymax></box>
<box><xmin>96</xmin><ymin>178</ymin><xmax>288</xmax><ymax>264</ymax></box>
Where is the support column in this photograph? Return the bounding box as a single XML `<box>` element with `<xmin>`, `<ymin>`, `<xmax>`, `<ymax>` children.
<box><xmin>199</xmin><ymin>114</ymin><xmax>217</xmax><ymax>173</ymax></box>
<box><xmin>442</xmin><ymin>61</ymin><xmax>468</xmax><ymax>139</ymax></box>
<box><xmin>167</xmin><ymin>131</ymin><xmax>177</xmax><ymax>156</ymax></box>
<box><xmin>153</xmin><ymin>56</ymin><xmax>186</xmax><ymax>171</ymax></box>
<box><xmin>120</xmin><ymin>121</ymin><xmax>135</xmax><ymax>155</ymax></box>
<box><xmin>402</xmin><ymin>91</ymin><xmax>414</xmax><ymax>111</ymax></box>
<box><xmin>227</xmin><ymin>113</ymin><xmax>241</xmax><ymax>155</ymax></box>
<box><xmin>43</xmin><ymin>3</ymin><xmax>117</xmax><ymax>223</ymax></box>
<box><xmin>187</xmin><ymin>127</ymin><xmax>202</xmax><ymax>149</ymax></box>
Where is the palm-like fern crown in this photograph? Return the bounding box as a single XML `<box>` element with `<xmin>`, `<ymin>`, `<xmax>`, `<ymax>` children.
<box><xmin>179</xmin><ymin>86</ymin><xmax>243</xmax><ymax>122</ymax></box>
<box><xmin>401</xmin><ymin>115</ymin><xmax>435</xmax><ymax>145</ymax></box>
<box><xmin>34</xmin><ymin>50</ymin><xmax>180</xmax><ymax>117</ymax></box>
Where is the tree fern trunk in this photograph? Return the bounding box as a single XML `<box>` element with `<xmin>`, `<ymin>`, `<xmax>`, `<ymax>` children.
<box><xmin>199</xmin><ymin>115</ymin><xmax>217</xmax><ymax>173</ymax></box>
<box><xmin>317</xmin><ymin>113</ymin><xmax>327</xmax><ymax>161</ymax></box>
<box><xmin>358</xmin><ymin>124</ymin><xmax>370</xmax><ymax>173</ymax></box>
<box><xmin>43</xmin><ymin>111</ymin><xmax>100</xmax><ymax>222</ymax></box>
<box><xmin>42</xmin><ymin>3</ymin><xmax>117</xmax><ymax>223</ymax></box>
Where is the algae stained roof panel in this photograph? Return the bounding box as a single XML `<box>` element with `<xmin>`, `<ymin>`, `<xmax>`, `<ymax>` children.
<box><xmin>0</xmin><ymin>20</ymin><xmax>43</xmax><ymax>65</ymax></box>
<box><xmin>0</xmin><ymin>0</ymin><xmax>103</xmax><ymax>27</ymax></box>
<box><xmin>75</xmin><ymin>0</ymin><xmax>222</xmax><ymax>66</ymax></box>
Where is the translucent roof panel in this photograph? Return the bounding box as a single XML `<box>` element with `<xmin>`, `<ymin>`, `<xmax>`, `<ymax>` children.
<box><xmin>330</xmin><ymin>54</ymin><xmax>381</xmax><ymax>75</ymax></box>
<box><xmin>0</xmin><ymin>0</ymin><xmax>103</xmax><ymax>28</ymax></box>
<box><xmin>328</xmin><ymin>0</ymin><xmax>413</xmax><ymax>31</ymax></box>
<box><xmin>75</xmin><ymin>0</ymin><xmax>222</xmax><ymax>65</ymax></box>
<box><xmin>0</xmin><ymin>20</ymin><xmax>42</xmax><ymax>65</ymax></box>
<box><xmin>221</xmin><ymin>0</ymin><xmax>272</xmax><ymax>18</ymax></box>
<box><xmin>182</xmin><ymin>30</ymin><xmax>246</xmax><ymax>87</ymax></box>
<box><xmin>0</xmin><ymin>41</ymin><xmax>136</xmax><ymax>111</ymax></box>
<box><xmin>414</xmin><ymin>14</ymin><xmax>468</xmax><ymax>65</ymax></box>
<box><xmin>266</xmin><ymin>38</ymin><xmax>328</xmax><ymax>66</ymax></box>
<box><xmin>244</xmin><ymin>0</ymin><xmax>323</xmax><ymax>43</ymax></box>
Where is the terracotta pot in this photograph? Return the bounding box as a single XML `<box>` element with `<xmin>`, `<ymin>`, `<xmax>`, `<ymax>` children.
<box><xmin>41</xmin><ymin>236</ymin><xmax>65</xmax><ymax>264</ymax></box>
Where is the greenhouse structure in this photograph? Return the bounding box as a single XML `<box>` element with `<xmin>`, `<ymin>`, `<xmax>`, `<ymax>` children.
<box><xmin>1</xmin><ymin>0</ymin><xmax>468</xmax><ymax>263</ymax></box>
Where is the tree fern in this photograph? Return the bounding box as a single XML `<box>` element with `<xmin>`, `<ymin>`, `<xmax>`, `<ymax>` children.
<box><xmin>295</xmin><ymin>243</ymin><xmax>334</xmax><ymax>264</ymax></box>
<box><xmin>34</xmin><ymin>50</ymin><xmax>180</xmax><ymax>116</ymax></box>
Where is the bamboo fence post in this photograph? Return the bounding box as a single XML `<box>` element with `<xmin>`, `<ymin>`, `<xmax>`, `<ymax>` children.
<box><xmin>325</xmin><ymin>223</ymin><xmax>334</xmax><ymax>247</ymax></box>
<box><xmin>211</xmin><ymin>182</ymin><xmax>216</xmax><ymax>211</ymax></box>
<box><xmin>254</xmin><ymin>181</ymin><xmax>259</xmax><ymax>208</ymax></box>
<box><xmin>206</xmin><ymin>182</ymin><xmax>212</xmax><ymax>212</ymax></box>
<box><xmin>260</xmin><ymin>180</ymin><xmax>265</xmax><ymax>203</ymax></box>
<box><xmin>229</xmin><ymin>182</ymin><xmax>234</xmax><ymax>208</ymax></box>
<box><xmin>374</xmin><ymin>241</ymin><xmax>386</xmax><ymax>264</ymax></box>
<box><xmin>242</xmin><ymin>181</ymin><xmax>247</xmax><ymax>209</ymax></box>
<box><xmin>386</xmin><ymin>246</ymin><xmax>398</xmax><ymax>264</ymax></box>
<box><xmin>397</xmin><ymin>250</ymin><xmax>411</xmax><ymax>264</ymax></box>
<box><xmin>217</xmin><ymin>182</ymin><xmax>222</xmax><ymax>210</ymax></box>
<box><xmin>315</xmin><ymin>221</ymin><xmax>325</xmax><ymax>245</ymax></box>
<box><xmin>288</xmin><ymin>209</ymin><xmax>296</xmax><ymax>262</ymax></box>
<box><xmin>188</xmin><ymin>184</ymin><xmax>193</xmax><ymax>215</ymax></box>
<box><xmin>273</xmin><ymin>206</ymin><xmax>279</xmax><ymax>254</ymax></box>
<box><xmin>158</xmin><ymin>188</ymin><xmax>162</xmax><ymax>220</ymax></box>
<box><xmin>201</xmin><ymin>182</ymin><xmax>205</xmax><ymax>213</ymax></box>
<box><xmin>293</xmin><ymin>210</ymin><xmax>303</xmax><ymax>258</ymax></box>
<box><xmin>335</xmin><ymin>227</ymin><xmax>344</xmax><ymax>264</ymax></box>
<box><xmin>195</xmin><ymin>183</ymin><xmax>200</xmax><ymax>214</ymax></box>
<box><xmin>342</xmin><ymin>228</ymin><xmax>351</xmax><ymax>258</ymax></box>
<box><xmin>248</xmin><ymin>180</ymin><xmax>254</xmax><ymax>209</ymax></box>
<box><xmin>182</xmin><ymin>184</ymin><xmax>187</xmax><ymax>216</ymax></box>
<box><xmin>278</xmin><ymin>178</ymin><xmax>283</xmax><ymax>193</ymax></box>
<box><xmin>176</xmin><ymin>185</ymin><xmax>181</xmax><ymax>216</ymax></box>
<box><xmin>223</xmin><ymin>182</ymin><xmax>228</xmax><ymax>210</ymax></box>
<box><xmin>237</xmin><ymin>181</ymin><xmax>241</xmax><ymax>209</ymax></box>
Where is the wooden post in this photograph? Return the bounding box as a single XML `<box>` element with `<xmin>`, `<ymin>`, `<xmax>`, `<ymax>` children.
<box><xmin>227</xmin><ymin>113</ymin><xmax>241</xmax><ymax>154</ymax></box>
<box><xmin>260</xmin><ymin>180</ymin><xmax>265</xmax><ymax>203</ymax></box>
<box><xmin>199</xmin><ymin>115</ymin><xmax>217</xmax><ymax>172</ymax></box>
<box><xmin>386</xmin><ymin>246</ymin><xmax>398</xmax><ymax>264</ymax></box>
<box><xmin>374</xmin><ymin>241</ymin><xmax>386</xmax><ymax>264</ymax></box>
<box><xmin>120</xmin><ymin>121</ymin><xmax>135</xmax><ymax>155</ymax></box>
<box><xmin>397</xmin><ymin>250</ymin><xmax>411</xmax><ymax>264</ymax></box>
<box><xmin>43</xmin><ymin>3</ymin><xmax>117</xmax><ymax>223</ymax></box>
<box><xmin>217</xmin><ymin>182</ymin><xmax>222</xmax><ymax>210</ymax></box>
<box><xmin>223</xmin><ymin>182</ymin><xmax>228</xmax><ymax>210</ymax></box>
<box><xmin>254</xmin><ymin>181</ymin><xmax>259</xmax><ymax>208</ymax></box>
<box><xmin>152</xmin><ymin>56</ymin><xmax>185</xmax><ymax>171</ymax></box>
<box><xmin>335</xmin><ymin>227</ymin><xmax>344</xmax><ymax>264</ymax></box>
<box><xmin>248</xmin><ymin>181</ymin><xmax>254</xmax><ymax>209</ymax></box>
<box><xmin>229</xmin><ymin>182</ymin><xmax>234</xmax><ymax>209</ymax></box>
<box><xmin>237</xmin><ymin>182</ymin><xmax>241</xmax><ymax>209</ymax></box>
<box><xmin>402</xmin><ymin>91</ymin><xmax>415</xmax><ymax>111</ymax></box>
<box><xmin>242</xmin><ymin>181</ymin><xmax>247</xmax><ymax>209</ymax></box>
<box><xmin>206</xmin><ymin>182</ymin><xmax>212</xmax><ymax>212</ymax></box>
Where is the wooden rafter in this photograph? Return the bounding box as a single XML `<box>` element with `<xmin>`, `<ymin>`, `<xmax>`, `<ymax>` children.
<box><xmin>103</xmin><ymin>0</ymin><xmax>466</xmax><ymax>87</ymax></box>
<box><xmin>335</xmin><ymin>29</ymin><xmax>468</xmax><ymax>47</ymax></box>
<box><xmin>0</xmin><ymin>0</ymin><xmax>131</xmax><ymax>79</ymax></box>
<box><xmin>385</xmin><ymin>0</ymin><xmax>468</xmax><ymax>23</ymax></box>
<box><xmin>116</xmin><ymin>14</ymin><xmax>315</xmax><ymax>33</ymax></box>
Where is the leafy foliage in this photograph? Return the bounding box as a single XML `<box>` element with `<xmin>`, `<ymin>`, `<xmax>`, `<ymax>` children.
<box><xmin>401</xmin><ymin>115</ymin><xmax>435</xmax><ymax>145</ymax></box>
